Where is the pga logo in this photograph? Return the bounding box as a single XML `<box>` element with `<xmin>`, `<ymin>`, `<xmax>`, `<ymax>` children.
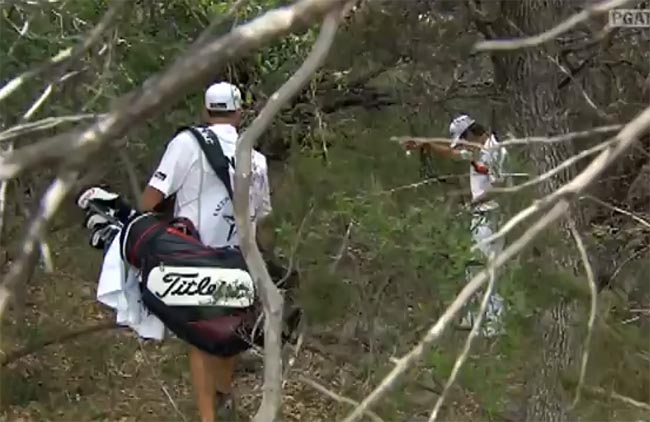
<box><xmin>609</xmin><ymin>9</ymin><xmax>650</xmax><ymax>27</ymax></box>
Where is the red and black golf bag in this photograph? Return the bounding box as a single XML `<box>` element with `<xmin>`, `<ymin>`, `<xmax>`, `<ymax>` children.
<box><xmin>78</xmin><ymin>126</ymin><xmax>300</xmax><ymax>357</ymax></box>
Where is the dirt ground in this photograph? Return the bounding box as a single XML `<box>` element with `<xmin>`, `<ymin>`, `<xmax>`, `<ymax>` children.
<box><xmin>0</xmin><ymin>226</ymin><xmax>489</xmax><ymax>422</ymax></box>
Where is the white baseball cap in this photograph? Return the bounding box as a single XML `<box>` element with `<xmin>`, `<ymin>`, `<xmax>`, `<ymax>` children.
<box><xmin>205</xmin><ymin>82</ymin><xmax>242</xmax><ymax>112</ymax></box>
<box><xmin>449</xmin><ymin>114</ymin><xmax>475</xmax><ymax>148</ymax></box>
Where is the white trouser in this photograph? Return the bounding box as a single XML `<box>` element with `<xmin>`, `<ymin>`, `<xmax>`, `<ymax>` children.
<box><xmin>463</xmin><ymin>210</ymin><xmax>505</xmax><ymax>336</ymax></box>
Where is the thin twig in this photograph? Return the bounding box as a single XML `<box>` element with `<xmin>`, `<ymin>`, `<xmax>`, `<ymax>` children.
<box><xmin>233</xmin><ymin>9</ymin><xmax>342</xmax><ymax>422</ymax></box>
<box><xmin>193</xmin><ymin>0</ymin><xmax>248</xmax><ymax>47</ymax></box>
<box><xmin>569</xmin><ymin>223</ymin><xmax>598</xmax><ymax>408</ymax></box>
<box><xmin>0</xmin><ymin>0</ymin><xmax>350</xmax><ymax>181</ymax></box>
<box><xmin>341</xmin><ymin>200</ymin><xmax>570</xmax><ymax>422</ymax></box>
<box><xmin>330</xmin><ymin>221</ymin><xmax>352</xmax><ymax>273</ymax></box>
<box><xmin>487</xmin><ymin>138</ymin><xmax>614</xmax><ymax>195</ymax></box>
<box><xmin>473</xmin><ymin>0</ymin><xmax>633</xmax><ymax>51</ymax></box>
<box><xmin>0</xmin><ymin>114</ymin><xmax>104</xmax><ymax>143</ymax></box>
<box><xmin>0</xmin><ymin>170</ymin><xmax>78</xmax><ymax>319</ymax></box>
<box><xmin>118</xmin><ymin>149</ymin><xmax>141</xmax><ymax>204</ymax></box>
<box><xmin>473</xmin><ymin>105</ymin><xmax>650</xmax><ymax>252</ymax></box>
<box><xmin>582</xmin><ymin>384</ymin><xmax>650</xmax><ymax>411</ymax></box>
<box><xmin>343</xmin><ymin>101</ymin><xmax>650</xmax><ymax>422</ymax></box>
<box><xmin>1</xmin><ymin>321</ymin><xmax>118</xmax><ymax>366</ymax></box>
<box><xmin>297</xmin><ymin>375</ymin><xmax>385</xmax><ymax>422</ymax></box>
<box><xmin>607</xmin><ymin>244</ymin><xmax>650</xmax><ymax>287</ymax></box>
<box><xmin>429</xmin><ymin>251</ymin><xmax>498</xmax><ymax>421</ymax></box>
<box><xmin>492</xmin><ymin>125</ymin><xmax>624</xmax><ymax>148</ymax></box>
<box><xmin>277</xmin><ymin>205</ymin><xmax>314</xmax><ymax>287</ymax></box>
<box><xmin>137</xmin><ymin>341</ymin><xmax>188</xmax><ymax>422</ymax></box>
<box><xmin>0</xmin><ymin>0</ymin><xmax>126</xmax><ymax>103</ymax></box>
<box><xmin>581</xmin><ymin>194</ymin><xmax>650</xmax><ymax>229</ymax></box>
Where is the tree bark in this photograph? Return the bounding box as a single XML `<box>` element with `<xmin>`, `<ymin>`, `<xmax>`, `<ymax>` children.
<box><xmin>484</xmin><ymin>1</ymin><xmax>584</xmax><ymax>420</ymax></box>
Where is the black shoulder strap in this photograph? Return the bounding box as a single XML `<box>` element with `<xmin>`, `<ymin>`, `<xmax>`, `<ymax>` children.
<box><xmin>177</xmin><ymin>125</ymin><xmax>234</xmax><ymax>199</ymax></box>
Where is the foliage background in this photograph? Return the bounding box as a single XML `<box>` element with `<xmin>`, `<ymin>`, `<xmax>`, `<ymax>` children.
<box><xmin>1</xmin><ymin>1</ymin><xmax>648</xmax><ymax>421</ymax></box>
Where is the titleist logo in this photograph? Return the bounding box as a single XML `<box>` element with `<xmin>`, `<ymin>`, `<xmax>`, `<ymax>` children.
<box><xmin>154</xmin><ymin>272</ymin><xmax>220</xmax><ymax>299</ymax></box>
<box><xmin>147</xmin><ymin>266</ymin><xmax>255</xmax><ymax>307</ymax></box>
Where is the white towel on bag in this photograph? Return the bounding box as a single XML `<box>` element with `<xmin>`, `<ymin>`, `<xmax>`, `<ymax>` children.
<box><xmin>96</xmin><ymin>230</ymin><xmax>165</xmax><ymax>340</ymax></box>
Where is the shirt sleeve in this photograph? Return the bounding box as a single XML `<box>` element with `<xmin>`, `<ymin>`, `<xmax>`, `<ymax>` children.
<box><xmin>147</xmin><ymin>134</ymin><xmax>195</xmax><ymax>198</ymax></box>
<box><xmin>256</xmin><ymin>155</ymin><xmax>272</xmax><ymax>220</ymax></box>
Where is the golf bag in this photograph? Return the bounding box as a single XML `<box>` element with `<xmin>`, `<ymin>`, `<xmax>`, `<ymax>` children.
<box><xmin>77</xmin><ymin>126</ymin><xmax>300</xmax><ymax>356</ymax></box>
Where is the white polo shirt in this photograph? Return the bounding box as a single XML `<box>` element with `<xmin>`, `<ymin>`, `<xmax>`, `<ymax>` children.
<box><xmin>466</xmin><ymin>134</ymin><xmax>507</xmax><ymax>211</ymax></box>
<box><xmin>147</xmin><ymin>123</ymin><xmax>271</xmax><ymax>248</ymax></box>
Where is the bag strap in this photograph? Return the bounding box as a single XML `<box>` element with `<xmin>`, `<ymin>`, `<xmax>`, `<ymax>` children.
<box><xmin>177</xmin><ymin>125</ymin><xmax>234</xmax><ymax>199</ymax></box>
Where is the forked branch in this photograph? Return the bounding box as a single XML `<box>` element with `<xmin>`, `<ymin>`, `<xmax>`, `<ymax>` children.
<box><xmin>233</xmin><ymin>8</ymin><xmax>342</xmax><ymax>422</ymax></box>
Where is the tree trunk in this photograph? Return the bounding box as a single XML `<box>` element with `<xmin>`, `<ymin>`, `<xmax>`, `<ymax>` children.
<box><xmin>484</xmin><ymin>1</ymin><xmax>585</xmax><ymax>420</ymax></box>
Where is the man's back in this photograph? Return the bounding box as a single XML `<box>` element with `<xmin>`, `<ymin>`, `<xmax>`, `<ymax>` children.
<box><xmin>147</xmin><ymin>123</ymin><xmax>271</xmax><ymax>248</ymax></box>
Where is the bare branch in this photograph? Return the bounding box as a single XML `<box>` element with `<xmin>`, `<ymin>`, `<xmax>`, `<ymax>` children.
<box><xmin>493</xmin><ymin>125</ymin><xmax>624</xmax><ymax>148</ymax></box>
<box><xmin>118</xmin><ymin>149</ymin><xmax>141</xmax><ymax>204</ymax></box>
<box><xmin>341</xmin><ymin>106</ymin><xmax>650</xmax><ymax>419</ymax></box>
<box><xmin>473</xmin><ymin>0</ymin><xmax>633</xmax><ymax>51</ymax></box>
<box><xmin>193</xmin><ymin>0</ymin><xmax>248</xmax><ymax>46</ymax></box>
<box><xmin>341</xmin><ymin>201</ymin><xmax>570</xmax><ymax>422</ymax></box>
<box><xmin>233</xmin><ymin>9</ymin><xmax>342</xmax><ymax>422</ymax></box>
<box><xmin>1</xmin><ymin>321</ymin><xmax>118</xmax><ymax>366</ymax></box>
<box><xmin>569</xmin><ymin>223</ymin><xmax>598</xmax><ymax>408</ymax></box>
<box><xmin>473</xmin><ymin>105</ymin><xmax>650</xmax><ymax>253</ymax></box>
<box><xmin>330</xmin><ymin>221</ymin><xmax>352</xmax><ymax>273</ymax></box>
<box><xmin>0</xmin><ymin>114</ymin><xmax>104</xmax><ymax>143</ymax></box>
<box><xmin>0</xmin><ymin>145</ymin><xmax>13</xmax><ymax>244</ymax></box>
<box><xmin>277</xmin><ymin>205</ymin><xmax>314</xmax><ymax>288</ymax></box>
<box><xmin>607</xmin><ymin>244</ymin><xmax>650</xmax><ymax>287</ymax></box>
<box><xmin>0</xmin><ymin>0</ymin><xmax>350</xmax><ymax>181</ymax></box>
<box><xmin>391</xmin><ymin>136</ymin><xmax>484</xmax><ymax>150</ymax></box>
<box><xmin>582</xmin><ymin>384</ymin><xmax>650</xmax><ymax>411</ymax></box>
<box><xmin>297</xmin><ymin>375</ymin><xmax>386</xmax><ymax>422</ymax></box>
<box><xmin>486</xmin><ymin>138</ymin><xmax>614</xmax><ymax>196</ymax></box>
<box><xmin>0</xmin><ymin>170</ymin><xmax>78</xmax><ymax>319</ymax></box>
<box><xmin>581</xmin><ymin>194</ymin><xmax>650</xmax><ymax>229</ymax></box>
<box><xmin>428</xmin><ymin>252</ymin><xmax>498</xmax><ymax>422</ymax></box>
<box><xmin>0</xmin><ymin>0</ymin><xmax>126</xmax><ymax>103</ymax></box>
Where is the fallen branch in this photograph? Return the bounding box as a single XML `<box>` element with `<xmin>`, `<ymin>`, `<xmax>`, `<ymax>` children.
<box><xmin>233</xmin><ymin>8</ymin><xmax>342</xmax><ymax>422</ymax></box>
<box><xmin>569</xmin><ymin>223</ymin><xmax>598</xmax><ymax>408</ymax></box>
<box><xmin>297</xmin><ymin>374</ymin><xmax>385</xmax><ymax>422</ymax></box>
<box><xmin>473</xmin><ymin>0</ymin><xmax>633</xmax><ymax>51</ymax></box>
<box><xmin>1</xmin><ymin>321</ymin><xmax>118</xmax><ymax>366</ymax></box>
<box><xmin>0</xmin><ymin>0</ymin><xmax>350</xmax><ymax>181</ymax></box>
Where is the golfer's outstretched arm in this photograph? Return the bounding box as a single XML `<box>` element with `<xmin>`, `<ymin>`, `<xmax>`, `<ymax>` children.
<box><xmin>402</xmin><ymin>139</ymin><xmax>466</xmax><ymax>160</ymax></box>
